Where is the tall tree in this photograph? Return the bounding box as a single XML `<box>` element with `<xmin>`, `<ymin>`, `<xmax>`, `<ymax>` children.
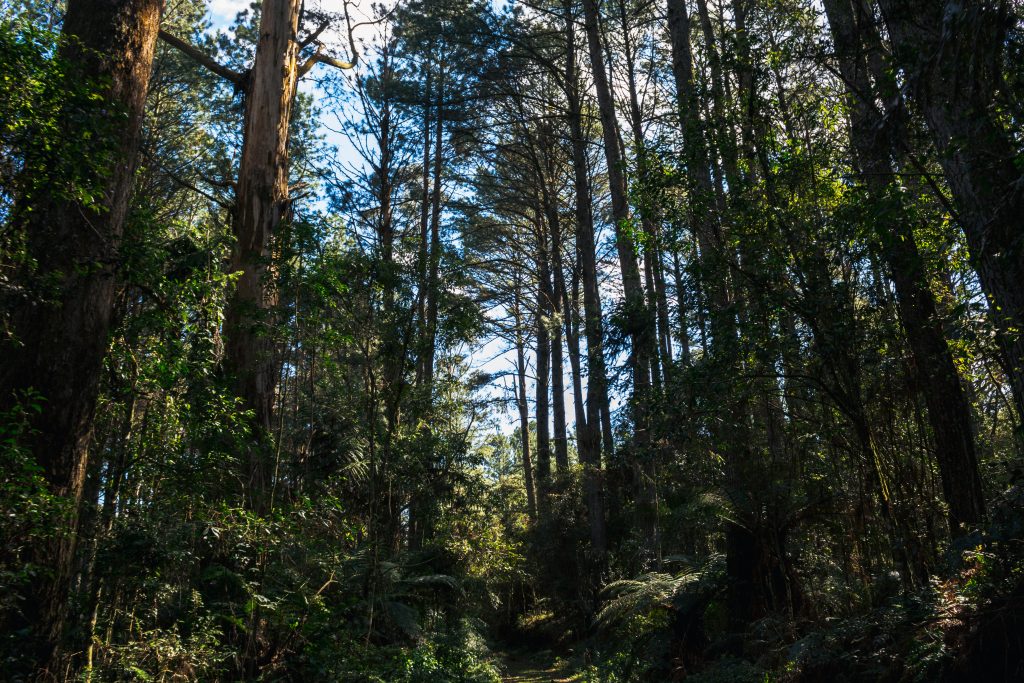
<box><xmin>581</xmin><ymin>0</ymin><xmax>660</xmax><ymax>564</ymax></box>
<box><xmin>160</xmin><ymin>2</ymin><xmax>357</xmax><ymax>502</ymax></box>
<box><xmin>0</xmin><ymin>0</ymin><xmax>163</xmax><ymax>668</ymax></box>
<box><xmin>563</xmin><ymin>0</ymin><xmax>614</xmax><ymax>473</ymax></box>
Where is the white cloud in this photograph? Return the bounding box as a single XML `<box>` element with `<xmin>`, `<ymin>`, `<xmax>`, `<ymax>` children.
<box><xmin>207</xmin><ymin>0</ymin><xmax>251</xmax><ymax>27</ymax></box>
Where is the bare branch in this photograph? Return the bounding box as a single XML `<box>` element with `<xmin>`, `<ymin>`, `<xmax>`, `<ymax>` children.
<box><xmin>299</xmin><ymin>20</ymin><xmax>330</xmax><ymax>49</ymax></box>
<box><xmin>296</xmin><ymin>4</ymin><xmax>360</xmax><ymax>79</ymax></box>
<box><xmin>158</xmin><ymin>29</ymin><xmax>247</xmax><ymax>89</ymax></box>
<box><xmin>298</xmin><ymin>48</ymin><xmax>356</xmax><ymax>78</ymax></box>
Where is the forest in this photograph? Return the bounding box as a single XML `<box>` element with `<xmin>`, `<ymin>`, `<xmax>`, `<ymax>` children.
<box><xmin>2</xmin><ymin>0</ymin><xmax>1024</xmax><ymax>679</ymax></box>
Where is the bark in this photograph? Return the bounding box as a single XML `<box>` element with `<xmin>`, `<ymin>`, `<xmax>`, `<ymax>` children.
<box><xmin>617</xmin><ymin>0</ymin><xmax>668</xmax><ymax>384</ymax></box>
<box><xmin>367</xmin><ymin>56</ymin><xmax>409</xmax><ymax>555</ymax></box>
<box><xmin>415</xmin><ymin>72</ymin><xmax>432</xmax><ymax>388</ymax></box>
<box><xmin>0</xmin><ymin>0</ymin><xmax>162</xmax><ymax>669</ymax></box>
<box><xmin>695</xmin><ymin>0</ymin><xmax>739</xmax><ymax>185</ymax></box>
<box><xmin>876</xmin><ymin>0</ymin><xmax>1024</xmax><ymax>418</ymax></box>
<box><xmin>372</xmin><ymin>57</ymin><xmax>406</xmax><ymax>449</ymax></box>
<box><xmin>422</xmin><ymin>80</ymin><xmax>445</xmax><ymax>390</ymax></box>
<box><xmin>409</xmin><ymin>59</ymin><xmax>446</xmax><ymax>550</ymax></box>
<box><xmin>671</xmin><ymin>248</ymin><xmax>693</xmax><ymax>362</ymax></box>
<box><xmin>541</xmin><ymin>156</ymin><xmax>570</xmax><ymax>472</ymax></box>
<box><xmin>564</xmin><ymin>264</ymin><xmax>588</xmax><ymax>453</ymax></box>
<box><xmin>824</xmin><ymin>0</ymin><xmax>986</xmax><ymax>531</ymax></box>
<box><xmin>653</xmin><ymin>247</ymin><xmax>674</xmax><ymax>369</ymax></box>
<box><xmin>549</xmin><ymin>263</ymin><xmax>570</xmax><ymax>473</ymax></box>
<box><xmin>667</xmin><ymin>0</ymin><xmax>733</xmax><ymax>341</ymax></box>
<box><xmin>580</xmin><ymin>0</ymin><xmax>650</xmax><ymax>383</ymax></box>
<box><xmin>223</xmin><ymin>0</ymin><xmax>303</xmax><ymax>502</ymax></box>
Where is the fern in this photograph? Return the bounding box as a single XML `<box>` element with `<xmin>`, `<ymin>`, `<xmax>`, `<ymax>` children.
<box><xmin>337</xmin><ymin>549</ymin><xmax>462</xmax><ymax>642</ymax></box>
<box><xmin>597</xmin><ymin>554</ymin><xmax>725</xmax><ymax>629</ymax></box>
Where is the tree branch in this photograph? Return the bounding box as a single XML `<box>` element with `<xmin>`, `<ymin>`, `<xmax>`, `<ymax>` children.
<box><xmin>299</xmin><ymin>20</ymin><xmax>330</xmax><ymax>49</ymax></box>
<box><xmin>296</xmin><ymin>5</ymin><xmax>360</xmax><ymax>79</ymax></box>
<box><xmin>160</xmin><ymin>163</ymin><xmax>233</xmax><ymax>210</ymax></box>
<box><xmin>298</xmin><ymin>45</ymin><xmax>357</xmax><ymax>78</ymax></box>
<box><xmin>159</xmin><ymin>29</ymin><xmax>248</xmax><ymax>90</ymax></box>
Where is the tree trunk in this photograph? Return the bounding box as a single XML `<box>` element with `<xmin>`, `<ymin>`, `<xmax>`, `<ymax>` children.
<box><xmin>563</xmin><ymin>0</ymin><xmax>608</xmax><ymax>566</ymax></box>
<box><xmin>540</xmin><ymin>158</ymin><xmax>570</xmax><ymax>472</ymax></box>
<box><xmin>422</xmin><ymin>80</ymin><xmax>445</xmax><ymax>391</ymax></box>
<box><xmin>671</xmin><ymin>248</ymin><xmax>693</xmax><ymax>362</ymax></box>
<box><xmin>514</xmin><ymin>284</ymin><xmax>538</xmax><ymax>520</ymax></box>
<box><xmin>653</xmin><ymin>247</ymin><xmax>674</xmax><ymax>370</ymax></box>
<box><xmin>224</xmin><ymin>0</ymin><xmax>302</xmax><ymax>503</ymax></box>
<box><xmin>564</xmin><ymin>262</ymin><xmax>588</xmax><ymax>456</ymax></box>
<box><xmin>0</xmin><ymin>0</ymin><xmax>162</xmax><ymax>670</ymax></box>
<box><xmin>535</xmin><ymin>209</ymin><xmax>553</xmax><ymax>499</ymax></box>
<box><xmin>580</xmin><ymin>0</ymin><xmax>649</xmax><ymax>382</ymax></box>
<box><xmin>549</xmin><ymin>270</ymin><xmax>570</xmax><ymax>473</ymax></box>
<box><xmin>415</xmin><ymin>72</ymin><xmax>432</xmax><ymax>389</ymax></box>
<box><xmin>617</xmin><ymin>0</ymin><xmax>668</xmax><ymax>385</ymax></box>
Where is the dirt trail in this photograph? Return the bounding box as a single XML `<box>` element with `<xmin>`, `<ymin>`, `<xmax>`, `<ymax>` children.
<box><xmin>497</xmin><ymin>650</ymin><xmax>578</xmax><ymax>682</ymax></box>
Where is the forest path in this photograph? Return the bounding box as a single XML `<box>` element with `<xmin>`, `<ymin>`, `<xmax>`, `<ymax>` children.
<box><xmin>497</xmin><ymin>649</ymin><xmax>578</xmax><ymax>682</ymax></box>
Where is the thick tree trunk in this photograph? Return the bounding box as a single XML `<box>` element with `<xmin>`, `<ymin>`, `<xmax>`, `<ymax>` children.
<box><xmin>877</xmin><ymin>0</ymin><xmax>1024</xmax><ymax>418</ymax></box>
<box><xmin>824</xmin><ymin>0</ymin><xmax>985</xmax><ymax>531</ymax></box>
<box><xmin>224</xmin><ymin>0</ymin><xmax>302</xmax><ymax>502</ymax></box>
<box><xmin>0</xmin><ymin>0</ymin><xmax>162</xmax><ymax>670</ymax></box>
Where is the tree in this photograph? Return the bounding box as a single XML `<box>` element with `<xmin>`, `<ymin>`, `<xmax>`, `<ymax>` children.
<box><xmin>0</xmin><ymin>0</ymin><xmax>162</xmax><ymax>669</ymax></box>
<box><xmin>3</xmin><ymin>0</ymin><xmax>1024</xmax><ymax>678</ymax></box>
<box><xmin>581</xmin><ymin>0</ymin><xmax>660</xmax><ymax>565</ymax></box>
<box><xmin>161</xmin><ymin>1</ymin><xmax>358</xmax><ymax>505</ymax></box>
